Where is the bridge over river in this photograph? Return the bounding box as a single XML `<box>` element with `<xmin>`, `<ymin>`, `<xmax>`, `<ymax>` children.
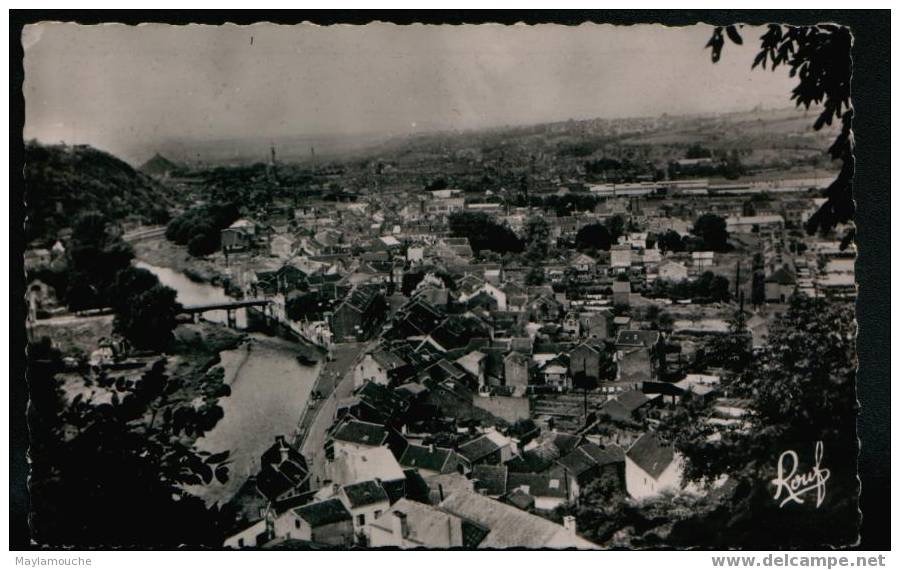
<box><xmin>180</xmin><ymin>299</ymin><xmax>271</xmax><ymax>328</ymax></box>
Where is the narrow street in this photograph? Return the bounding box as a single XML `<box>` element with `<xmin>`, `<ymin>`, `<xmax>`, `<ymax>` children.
<box><xmin>297</xmin><ymin>340</ymin><xmax>373</xmax><ymax>489</ymax></box>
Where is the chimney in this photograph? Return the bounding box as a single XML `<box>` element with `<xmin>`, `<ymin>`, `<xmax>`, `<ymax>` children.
<box><xmin>428</xmin><ymin>444</ymin><xmax>435</xmax><ymax>453</ymax></box>
<box><xmin>438</xmin><ymin>484</ymin><xmax>445</xmax><ymax>502</ymax></box>
<box><xmin>276</xmin><ymin>435</ymin><xmax>289</xmax><ymax>463</ymax></box>
<box><xmin>563</xmin><ymin>515</ymin><xmax>577</xmax><ymax>534</ymax></box>
<box><xmin>392</xmin><ymin>511</ymin><xmax>409</xmax><ymax>539</ymax></box>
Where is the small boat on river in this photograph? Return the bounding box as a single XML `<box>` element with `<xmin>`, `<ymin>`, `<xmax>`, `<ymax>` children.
<box><xmin>296</xmin><ymin>353</ymin><xmax>319</xmax><ymax>366</ymax></box>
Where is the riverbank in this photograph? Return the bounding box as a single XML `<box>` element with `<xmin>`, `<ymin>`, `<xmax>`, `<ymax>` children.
<box><xmin>193</xmin><ymin>332</ymin><xmax>322</xmax><ymax>506</ymax></box>
<box><xmin>132</xmin><ymin>235</ymin><xmax>228</xmax><ymax>284</ymax></box>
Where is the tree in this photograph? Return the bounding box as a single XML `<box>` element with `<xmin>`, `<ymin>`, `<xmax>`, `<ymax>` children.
<box><xmin>693</xmin><ymin>271</ymin><xmax>731</xmax><ymax>303</ymax></box>
<box><xmin>110</xmin><ymin>266</ymin><xmax>160</xmax><ymax>311</ymax></box>
<box><xmin>525</xmin><ymin>265</ymin><xmax>545</xmax><ymax>286</ymax></box>
<box><xmin>66</xmin><ymin>212</ymin><xmax>135</xmax><ymax>310</ymax></box>
<box><xmin>575</xmin><ymin>223</ymin><xmax>613</xmax><ymax>252</ymax></box>
<box><xmin>751</xmin><ymin>271</ymin><xmax>766</xmax><ymax>307</ymax></box>
<box><xmin>708</xmin><ymin>24</ymin><xmax>854</xmax><ymax>248</ymax></box>
<box><xmin>27</xmin><ymin>358</ymin><xmax>232</xmax><ymax>546</ymax></box>
<box><xmin>523</xmin><ymin>215</ymin><xmax>551</xmax><ymax>260</ymax></box>
<box><xmin>657</xmin><ymin>294</ymin><xmax>857</xmax><ymax>547</ymax></box>
<box><xmin>166</xmin><ymin>202</ymin><xmax>240</xmax><ymax>256</ymax></box>
<box><xmin>656</xmin><ymin>230</ymin><xmax>686</xmax><ymax>253</ymax></box>
<box><xmin>448</xmin><ymin>211</ymin><xmax>523</xmax><ymax>255</ymax></box>
<box><xmin>703</xmin><ymin>310</ymin><xmax>752</xmax><ymax>375</ymax></box>
<box><xmin>686</xmin><ymin>144</ymin><xmax>713</xmax><ymax>159</ymax></box>
<box><xmin>604</xmin><ymin>214</ymin><xmax>626</xmax><ymax>242</ymax></box>
<box><xmin>113</xmin><ymin>284</ymin><xmax>181</xmax><ymax>351</ymax></box>
<box><xmin>692</xmin><ymin>214</ymin><xmax>730</xmax><ymax>252</ymax></box>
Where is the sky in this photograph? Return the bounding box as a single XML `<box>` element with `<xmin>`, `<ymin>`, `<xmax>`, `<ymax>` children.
<box><xmin>23</xmin><ymin>22</ymin><xmax>799</xmax><ymax>162</ymax></box>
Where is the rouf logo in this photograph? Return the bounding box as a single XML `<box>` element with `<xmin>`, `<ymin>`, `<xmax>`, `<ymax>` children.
<box><xmin>771</xmin><ymin>441</ymin><xmax>831</xmax><ymax>508</ymax></box>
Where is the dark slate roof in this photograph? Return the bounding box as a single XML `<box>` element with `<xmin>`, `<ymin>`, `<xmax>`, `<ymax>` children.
<box><xmin>505</xmin><ymin>489</ymin><xmax>536</xmax><ymax>511</ymax></box>
<box><xmin>332</xmin><ymin>419</ymin><xmax>389</xmax><ymax>447</ymax></box>
<box><xmin>507</xmin><ymin>472</ymin><xmax>568</xmax><ymax>499</ymax></box>
<box><xmin>393</xmin><ymin>299</ymin><xmax>446</xmax><ymax>337</ymax></box>
<box><xmin>371</xmin><ymin>349</ymin><xmax>408</xmax><ymax>370</ymax></box>
<box><xmin>457</xmin><ymin>434</ymin><xmax>502</xmax><ymax>463</ymax></box>
<box><xmin>399</xmin><ymin>444</ymin><xmax>453</xmax><ymax>473</ymax></box>
<box><xmin>429</xmin><ymin>316</ymin><xmax>491</xmax><ymax>351</ymax></box>
<box><xmin>615</xmin><ymin>329</ymin><xmax>661</xmax><ymax>348</ymax></box>
<box><xmin>547</xmin><ymin>432</ymin><xmax>582</xmax><ymax>456</ymax></box>
<box><xmin>461</xmin><ymin>520</ymin><xmax>491</xmax><ymax>549</ymax></box>
<box><xmin>294</xmin><ymin>498</ymin><xmax>352</xmax><ymax>527</ymax></box>
<box><xmin>472</xmin><ymin>464</ymin><xmax>508</xmax><ymax>496</ymax></box>
<box><xmin>617</xmin><ymin>389</ymin><xmax>651</xmax><ymax>412</ymax></box>
<box><xmin>557</xmin><ymin>448</ymin><xmax>598</xmax><ymax>477</ymax></box>
<box><xmin>558</xmin><ymin>443</ymin><xmax>624</xmax><ymax>476</ymax></box>
<box><xmin>355</xmin><ymin>381</ymin><xmax>409</xmax><ymax>418</ymax></box>
<box><xmin>580</xmin><ymin>443</ymin><xmax>625</xmax><ymax>466</ymax></box>
<box><xmin>341</xmin><ymin>480</ymin><xmax>389</xmax><ymax>508</ymax></box>
<box><xmin>626</xmin><ymin>433</ymin><xmax>675</xmax><ymax>480</ymax></box>
<box><xmin>402</xmin><ymin>469</ymin><xmax>432</xmax><ymax>504</ymax></box>
<box><xmin>256</xmin><ymin>436</ymin><xmax>310</xmax><ymax>501</ymax></box>
<box><xmin>765</xmin><ymin>266</ymin><xmax>797</xmax><ymax>285</ymax></box>
<box><xmin>421</xmin><ymin>359</ymin><xmax>467</xmax><ymax>384</ymax></box>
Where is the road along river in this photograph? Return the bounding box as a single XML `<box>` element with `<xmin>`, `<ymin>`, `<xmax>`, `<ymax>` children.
<box><xmin>137</xmin><ymin>261</ymin><xmax>320</xmax><ymax>506</ymax></box>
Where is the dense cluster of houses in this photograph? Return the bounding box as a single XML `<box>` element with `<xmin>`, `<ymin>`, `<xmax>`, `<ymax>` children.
<box><xmin>210</xmin><ymin>174</ymin><xmax>856</xmax><ymax>549</ymax></box>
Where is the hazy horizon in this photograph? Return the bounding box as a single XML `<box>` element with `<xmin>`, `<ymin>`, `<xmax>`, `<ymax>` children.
<box><xmin>24</xmin><ymin>22</ymin><xmax>802</xmax><ymax>164</ymax></box>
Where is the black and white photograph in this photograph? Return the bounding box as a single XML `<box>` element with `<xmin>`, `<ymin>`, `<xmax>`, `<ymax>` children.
<box><xmin>15</xmin><ymin>13</ymin><xmax>881</xmax><ymax>553</ymax></box>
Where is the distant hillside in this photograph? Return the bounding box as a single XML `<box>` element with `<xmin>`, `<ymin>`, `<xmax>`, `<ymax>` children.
<box><xmin>139</xmin><ymin>153</ymin><xmax>181</xmax><ymax>177</ymax></box>
<box><xmin>24</xmin><ymin>141</ymin><xmax>177</xmax><ymax>243</ymax></box>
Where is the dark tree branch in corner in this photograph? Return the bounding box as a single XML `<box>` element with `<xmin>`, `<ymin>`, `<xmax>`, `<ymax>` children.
<box><xmin>708</xmin><ymin>24</ymin><xmax>855</xmax><ymax>248</ymax></box>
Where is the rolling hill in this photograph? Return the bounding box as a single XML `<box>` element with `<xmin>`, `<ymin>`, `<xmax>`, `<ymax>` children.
<box><xmin>24</xmin><ymin>141</ymin><xmax>177</xmax><ymax>244</ymax></box>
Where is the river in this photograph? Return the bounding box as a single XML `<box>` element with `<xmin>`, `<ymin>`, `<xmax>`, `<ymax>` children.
<box><xmin>136</xmin><ymin>261</ymin><xmax>321</xmax><ymax>507</ymax></box>
<box><xmin>135</xmin><ymin>261</ymin><xmax>248</xmax><ymax>328</ymax></box>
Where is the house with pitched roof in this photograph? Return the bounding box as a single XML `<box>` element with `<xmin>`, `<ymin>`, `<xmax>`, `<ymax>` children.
<box><xmin>353</xmin><ymin>348</ymin><xmax>411</xmax><ymax>388</ymax></box>
<box><xmin>471</xmin><ymin>464</ymin><xmax>509</xmax><ymax>498</ymax></box>
<box><xmin>557</xmin><ymin>443</ymin><xmax>625</xmax><ymax>499</ymax></box>
<box><xmin>369</xmin><ymin>499</ymin><xmax>483</xmax><ymax>548</ymax></box>
<box><xmin>338</xmin><ymin>480</ymin><xmax>391</xmax><ymax>538</ymax></box>
<box><xmin>327</xmin><ymin>446</ymin><xmax>407</xmax><ymax>502</ymax></box>
<box><xmin>506</xmin><ymin>471</ymin><xmax>569</xmax><ymax>511</ymax></box>
<box><xmin>328</xmin><ymin>419</ymin><xmax>390</xmax><ymax>458</ymax></box>
<box><xmin>456</xmin><ymin>429</ymin><xmax>515</xmax><ymax>470</ymax></box>
<box><xmin>398</xmin><ymin>444</ymin><xmax>461</xmax><ymax>478</ymax></box>
<box><xmin>598</xmin><ymin>390</ymin><xmax>653</xmax><ymax>423</ymax></box>
<box><xmin>624</xmin><ymin>432</ymin><xmax>684</xmax><ymax>500</ymax></box>
<box><xmin>765</xmin><ymin>266</ymin><xmax>797</xmax><ymax>303</ymax></box>
<box><xmin>331</xmin><ymin>285</ymin><xmax>388</xmax><ymax>342</ymax></box>
<box><xmin>272</xmin><ymin>498</ymin><xmax>354</xmax><ymax>547</ymax></box>
<box><xmin>438</xmin><ymin>490</ymin><xmax>597</xmax><ymax>549</ymax></box>
<box><xmin>503</xmin><ymin>351</ymin><xmax>533</xmax><ymax>393</ymax></box>
<box><xmin>569</xmin><ymin>341</ymin><xmax>610</xmax><ymax>381</ymax></box>
<box><xmin>256</xmin><ymin>436</ymin><xmax>312</xmax><ymax>506</ymax></box>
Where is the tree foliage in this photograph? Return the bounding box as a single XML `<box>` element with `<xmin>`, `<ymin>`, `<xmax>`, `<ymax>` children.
<box><xmin>658</xmin><ymin>294</ymin><xmax>858</xmax><ymax>547</ymax></box>
<box><xmin>691</xmin><ymin>213</ymin><xmax>730</xmax><ymax>252</ymax></box>
<box><xmin>166</xmin><ymin>202</ymin><xmax>241</xmax><ymax>257</ymax></box>
<box><xmin>24</xmin><ymin>141</ymin><xmax>175</xmax><ymax>243</ymax></box>
<box><xmin>650</xmin><ymin>271</ymin><xmax>731</xmax><ymax>303</ymax></box>
<box><xmin>27</xmin><ymin>357</ymin><xmax>232</xmax><ymax>546</ymax></box>
<box><xmin>113</xmin><ymin>283</ymin><xmax>181</xmax><ymax>351</ymax></box>
<box><xmin>65</xmin><ymin>212</ymin><xmax>136</xmax><ymax>311</ymax></box>
<box><xmin>656</xmin><ymin>230</ymin><xmax>686</xmax><ymax>253</ymax></box>
<box><xmin>708</xmin><ymin>24</ymin><xmax>854</xmax><ymax>247</ymax></box>
<box><xmin>575</xmin><ymin>223</ymin><xmax>613</xmax><ymax>252</ymax></box>
<box><xmin>448</xmin><ymin>211</ymin><xmax>523</xmax><ymax>255</ymax></box>
<box><xmin>523</xmin><ymin>215</ymin><xmax>551</xmax><ymax>260</ymax></box>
